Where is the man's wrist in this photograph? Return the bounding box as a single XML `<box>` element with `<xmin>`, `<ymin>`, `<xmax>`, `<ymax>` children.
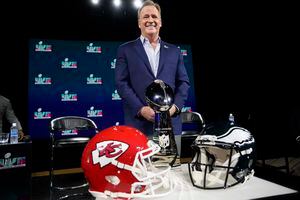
<box><xmin>171</xmin><ymin>104</ymin><xmax>181</xmax><ymax>117</ymax></box>
<box><xmin>174</xmin><ymin>105</ymin><xmax>180</xmax><ymax>113</ymax></box>
<box><xmin>137</xmin><ymin>106</ymin><xmax>145</xmax><ymax>117</ymax></box>
<box><xmin>136</xmin><ymin>106</ymin><xmax>146</xmax><ymax>119</ymax></box>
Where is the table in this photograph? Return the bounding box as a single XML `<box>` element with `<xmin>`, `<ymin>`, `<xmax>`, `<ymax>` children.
<box><xmin>150</xmin><ymin>164</ymin><xmax>298</xmax><ymax>200</ymax></box>
<box><xmin>0</xmin><ymin>142</ymin><xmax>32</xmax><ymax>200</ymax></box>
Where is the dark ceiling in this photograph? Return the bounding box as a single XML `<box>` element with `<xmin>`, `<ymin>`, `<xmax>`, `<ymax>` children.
<box><xmin>4</xmin><ymin>0</ymin><xmax>262</xmax><ymax>42</ymax></box>
<box><xmin>1</xmin><ymin>0</ymin><xmax>297</xmax><ymax>111</ymax></box>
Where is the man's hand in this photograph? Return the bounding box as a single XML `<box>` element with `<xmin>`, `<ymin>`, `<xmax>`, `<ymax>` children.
<box><xmin>140</xmin><ymin>106</ymin><xmax>155</xmax><ymax>122</ymax></box>
<box><xmin>169</xmin><ymin>104</ymin><xmax>178</xmax><ymax>117</ymax></box>
<box><xmin>18</xmin><ymin>130</ymin><xmax>24</xmax><ymax>141</ymax></box>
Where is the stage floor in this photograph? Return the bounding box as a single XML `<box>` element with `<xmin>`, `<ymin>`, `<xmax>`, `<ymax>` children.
<box><xmin>152</xmin><ymin>164</ymin><xmax>298</xmax><ymax>200</ymax></box>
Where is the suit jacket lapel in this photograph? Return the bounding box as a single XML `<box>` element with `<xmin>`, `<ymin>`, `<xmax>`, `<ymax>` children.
<box><xmin>133</xmin><ymin>38</ymin><xmax>154</xmax><ymax>77</ymax></box>
<box><xmin>157</xmin><ymin>41</ymin><xmax>167</xmax><ymax>76</ymax></box>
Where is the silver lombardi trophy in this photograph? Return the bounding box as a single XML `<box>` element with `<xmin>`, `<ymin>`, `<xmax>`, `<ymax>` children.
<box><xmin>145</xmin><ymin>79</ymin><xmax>180</xmax><ymax>167</ymax></box>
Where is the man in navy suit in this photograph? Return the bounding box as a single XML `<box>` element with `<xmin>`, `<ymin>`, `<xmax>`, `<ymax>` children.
<box><xmin>115</xmin><ymin>0</ymin><xmax>190</xmax><ymax>137</ymax></box>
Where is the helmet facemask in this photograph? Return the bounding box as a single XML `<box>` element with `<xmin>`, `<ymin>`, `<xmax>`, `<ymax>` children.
<box><xmin>90</xmin><ymin>140</ymin><xmax>174</xmax><ymax>199</ymax></box>
<box><xmin>188</xmin><ymin>126</ymin><xmax>255</xmax><ymax>189</ymax></box>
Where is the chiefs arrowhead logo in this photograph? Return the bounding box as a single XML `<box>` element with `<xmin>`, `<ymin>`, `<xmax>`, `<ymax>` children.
<box><xmin>92</xmin><ymin>140</ymin><xmax>129</xmax><ymax>167</ymax></box>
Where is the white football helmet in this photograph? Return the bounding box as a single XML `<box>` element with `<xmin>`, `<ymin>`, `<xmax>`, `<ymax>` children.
<box><xmin>188</xmin><ymin>124</ymin><xmax>255</xmax><ymax>189</ymax></box>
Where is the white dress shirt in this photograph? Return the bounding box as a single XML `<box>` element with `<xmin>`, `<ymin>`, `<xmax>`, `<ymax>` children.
<box><xmin>140</xmin><ymin>35</ymin><xmax>161</xmax><ymax>77</ymax></box>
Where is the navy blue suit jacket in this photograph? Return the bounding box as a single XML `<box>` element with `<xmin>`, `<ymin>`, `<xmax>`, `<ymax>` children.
<box><xmin>115</xmin><ymin>38</ymin><xmax>190</xmax><ymax>136</ymax></box>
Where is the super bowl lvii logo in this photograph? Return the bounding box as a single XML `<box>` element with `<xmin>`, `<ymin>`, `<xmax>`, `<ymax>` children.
<box><xmin>61</xmin><ymin>129</ymin><xmax>78</xmax><ymax>136</ymax></box>
<box><xmin>34</xmin><ymin>108</ymin><xmax>51</xmax><ymax>119</ymax></box>
<box><xmin>61</xmin><ymin>58</ymin><xmax>78</xmax><ymax>68</ymax></box>
<box><xmin>35</xmin><ymin>74</ymin><xmax>52</xmax><ymax>85</ymax></box>
<box><xmin>35</xmin><ymin>41</ymin><xmax>52</xmax><ymax>52</ymax></box>
<box><xmin>112</xmin><ymin>90</ymin><xmax>121</xmax><ymax>100</ymax></box>
<box><xmin>61</xmin><ymin>90</ymin><xmax>78</xmax><ymax>101</ymax></box>
<box><xmin>87</xmin><ymin>74</ymin><xmax>102</xmax><ymax>84</ymax></box>
<box><xmin>181</xmin><ymin>106</ymin><xmax>192</xmax><ymax>112</ymax></box>
<box><xmin>111</xmin><ymin>58</ymin><xmax>116</xmax><ymax>69</ymax></box>
<box><xmin>86</xmin><ymin>43</ymin><xmax>102</xmax><ymax>53</ymax></box>
<box><xmin>87</xmin><ymin>106</ymin><xmax>103</xmax><ymax>117</ymax></box>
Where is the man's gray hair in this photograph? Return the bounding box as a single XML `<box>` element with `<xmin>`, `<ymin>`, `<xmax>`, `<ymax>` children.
<box><xmin>137</xmin><ymin>0</ymin><xmax>161</xmax><ymax>19</ymax></box>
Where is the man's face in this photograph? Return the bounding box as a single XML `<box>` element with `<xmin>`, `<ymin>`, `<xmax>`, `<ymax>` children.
<box><xmin>138</xmin><ymin>5</ymin><xmax>161</xmax><ymax>38</ymax></box>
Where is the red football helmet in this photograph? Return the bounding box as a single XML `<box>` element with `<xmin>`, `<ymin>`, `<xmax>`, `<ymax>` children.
<box><xmin>81</xmin><ymin>125</ymin><xmax>173</xmax><ymax>199</ymax></box>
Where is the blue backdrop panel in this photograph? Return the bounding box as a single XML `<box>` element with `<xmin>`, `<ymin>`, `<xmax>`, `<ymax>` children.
<box><xmin>28</xmin><ymin>39</ymin><xmax>196</xmax><ymax>140</ymax></box>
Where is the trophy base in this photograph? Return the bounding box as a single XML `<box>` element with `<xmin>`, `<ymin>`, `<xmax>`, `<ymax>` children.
<box><xmin>151</xmin><ymin>151</ymin><xmax>181</xmax><ymax>168</ymax></box>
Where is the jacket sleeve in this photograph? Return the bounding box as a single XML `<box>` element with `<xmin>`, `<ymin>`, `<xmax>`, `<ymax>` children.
<box><xmin>174</xmin><ymin>48</ymin><xmax>190</xmax><ymax>110</ymax></box>
<box><xmin>5</xmin><ymin>99</ymin><xmax>22</xmax><ymax>130</ymax></box>
<box><xmin>115</xmin><ymin>45</ymin><xmax>145</xmax><ymax>116</ymax></box>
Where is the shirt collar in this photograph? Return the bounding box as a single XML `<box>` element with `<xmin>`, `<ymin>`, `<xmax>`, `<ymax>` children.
<box><xmin>140</xmin><ymin>35</ymin><xmax>161</xmax><ymax>45</ymax></box>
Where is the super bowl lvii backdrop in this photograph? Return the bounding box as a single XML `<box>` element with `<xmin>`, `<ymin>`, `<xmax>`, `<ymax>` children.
<box><xmin>28</xmin><ymin>39</ymin><xmax>197</xmax><ymax>140</ymax></box>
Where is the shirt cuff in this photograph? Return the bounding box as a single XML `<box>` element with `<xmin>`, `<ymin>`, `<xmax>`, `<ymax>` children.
<box><xmin>172</xmin><ymin>104</ymin><xmax>181</xmax><ymax>117</ymax></box>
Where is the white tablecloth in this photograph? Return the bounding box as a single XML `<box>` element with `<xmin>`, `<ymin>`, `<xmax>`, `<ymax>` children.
<box><xmin>94</xmin><ymin>164</ymin><xmax>297</xmax><ymax>200</ymax></box>
<box><xmin>152</xmin><ymin>164</ymin><xmax>297</xmax><ymax>200</ymax></box>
